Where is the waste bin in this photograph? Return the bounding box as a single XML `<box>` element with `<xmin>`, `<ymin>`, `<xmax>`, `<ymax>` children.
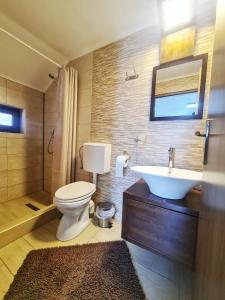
<box><xmin>96</xmin><ymin>202</ymin><xmax>115</xmax><ymax>228</ymax></box>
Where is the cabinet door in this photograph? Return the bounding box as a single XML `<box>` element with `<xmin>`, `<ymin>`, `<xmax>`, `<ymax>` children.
<box><xmin>122</xmin><ymin>197</ymin><xmax>198</xmax><ymax>268</ymax></box>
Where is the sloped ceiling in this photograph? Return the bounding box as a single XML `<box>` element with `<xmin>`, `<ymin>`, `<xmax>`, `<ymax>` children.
<box><xmin>0</xmin><ymin>0</ymin><xmax>157</xmax><ymax>92</ymax></box>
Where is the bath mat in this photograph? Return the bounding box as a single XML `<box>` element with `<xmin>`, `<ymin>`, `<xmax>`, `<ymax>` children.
<box><xmin>5</xmin><ymin>241</ymin><xmax>145</xmax><ymax>300</ymax></box>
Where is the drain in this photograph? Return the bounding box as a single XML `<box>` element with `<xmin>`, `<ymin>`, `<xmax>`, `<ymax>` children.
<box><xmin>25</xmin><ymin>203</ymin><xmax>40</xmax><ymax>211</ymax></box>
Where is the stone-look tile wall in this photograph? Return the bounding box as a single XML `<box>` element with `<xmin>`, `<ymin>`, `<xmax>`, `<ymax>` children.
<box><xmin>0</xmin><ymin>77</ymin><xmax>43</xmax><ymax>203</ymax></box>
<box><xmin>43</xmin><ymin>53</ymin><xmax>93</xmax><ymax>193</ymax></box>
<box><xmin>91</xmin><ymin>24</ymin><xmax>214</xmax><ymax>219</ymax></box>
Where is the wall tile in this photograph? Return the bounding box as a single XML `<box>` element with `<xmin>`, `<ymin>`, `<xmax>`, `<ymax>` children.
<box><xmin>44</xmin><ymin>112</ymin><xmax>58</xmax><ymax>127</ymax></box>
<box><xmin>44</xmin><ymin>166</ymin><xmax>52</xmax><ymax>184</ymax></box>
<box><xmin>0</xmin><ymin>132</ymin><xmax>7</xmax><ymax>138</ymax></box>
<box><xmin>24</xmin><ymin>122</ymin><xmax>43</xmax><ymax>139</ymax></box>
<box><xmin>5</xmin><ymin>134</ymin><xmax>25</xmax><ymax>141</ymax></box>
<box><xmin>0</xmin><ymin>188</ymin><xmax>7</xmax><ymax>203</ymax></box>
<box><xmin>91</xmin><ymin>25</ymin><xmax>214</xmax><ymax>218</ymax></box>
<box><xmin>0</xmin><ymin>138</ymin><xmax>7</xmax><ymax>154</ymax></box>
<box><xmin>7</xmin><ymin>180</ymin><xmax>42</xmax><ymax>200</ymax></box>
<box><xmin>6</xmin><ymin>89</ymin><xmax>42</xmax><ymax>111</ymax></box>
<box><xmin>0</xmin><ymin>171</ymin><xmax>7</xmax><ymax>188</ymax></box>
<box><xmin>25</xmin><ymin>106</ymin><xmax>43</xmax><ymax>125</ymax></box>
<box><xmin>7</xmin><ymin>167</ymin><xmax>42</xmax><ymax>186</ymax></box>
<box><xmin>7</xmin><ymin>138</ymin><xmax>42</xmax><ymax>155</ymax></box>
<box><xmin>7</xmin><ymin>154</ymin><xmax>42</xmax><ymax>170</ymax></box>
<box><xmin>77</xmin><ymin>124</ymin><xmax>91</xmax><ymax>141</ymax></box>
<box><xmin>78</xmin><ymin>88</ymin><xmax>92</xmax><ymax>108</ymax></box>
<box><xmin>44</xmin><ymin>179</ymin><xmax>52</xmax><ymax>194</ymax></box>
<box><xmin>0</xmin><ymin>76</ymin><xmax>44</xmax><ymax>204</ymax></box>
<box><xmin>79</xmin><ymin>70</ymin><xmax>92</xmax><ymax>90</ymax></box>
<box><xmin>0</xmin><ymin>78</ymin><xmax>6</xmax><ymax>103</ymax></box>
<box><xmin>0</xmin><ymin>155</ymin><xmax>7</xmax><ymax>171</ymax></box>
<box><xmin>7</xmin><ymin>80</ymin><xmax>43</xmax><ymax>100</ymax></box>
<box><xmin>77</xmin><ymin>106</ymin><xmax>92</xmax><ymax>125</ymax></box>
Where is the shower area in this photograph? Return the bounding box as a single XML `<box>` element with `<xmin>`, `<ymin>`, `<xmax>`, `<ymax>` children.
<box><xmin>0</xmin><ymin>20</ymin><xmax>91</xmax><ymax>247</ymax></box>
<box><xmin>0</xmin><ymin>76</ymin><xmax>57</xmax><ymax>246</ymax></box>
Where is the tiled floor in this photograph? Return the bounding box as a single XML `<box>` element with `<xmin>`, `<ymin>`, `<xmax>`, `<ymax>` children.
<box><xmin>0</xmin><ymin>217</ymin><xmax>193</xmax><ymax>300</ymax></box>
<box><xmin>0</xmin><ymin>192</ymin><xmax>52</xmax><ymax>228</ymax></box>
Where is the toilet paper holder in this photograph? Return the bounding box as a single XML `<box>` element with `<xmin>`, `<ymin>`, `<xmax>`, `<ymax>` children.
<box><xmin>115</xmin><ymin>150</ymin><xmax>129</xmax><ymax>177</ymax></box>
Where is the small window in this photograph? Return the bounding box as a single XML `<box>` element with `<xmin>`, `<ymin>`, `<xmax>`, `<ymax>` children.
<box><xmin>0</xmin><ymin>104</ymin><xmax>23</xmax><ymax>133</ymax></box>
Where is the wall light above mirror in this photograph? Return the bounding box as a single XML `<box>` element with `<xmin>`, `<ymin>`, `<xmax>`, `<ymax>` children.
<box><xmin>159</xmin><ymin>0</ymin><xmax>195</xmax><ymax>35</ymax></box>
<box><xmin>150</xmin><ymin>54</ymin><xmax>208</xmax><ymax>121</ymax></box>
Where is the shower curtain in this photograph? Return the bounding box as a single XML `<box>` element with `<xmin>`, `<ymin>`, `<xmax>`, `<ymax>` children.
<box><xmin>51</xmin><ymin>67</ymin><xmax>78</xmax><ymax>195</ymax></box>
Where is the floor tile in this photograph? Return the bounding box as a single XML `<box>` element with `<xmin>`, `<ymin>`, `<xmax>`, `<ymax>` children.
<box><xmin>0</xmin><ymin>259</ymin><xmax>13</xmax><ymax>298</ymax></box>
<box><xmin>60</xmin><ymin>221</ymin><xmax>101</xmax><ymax>247</ymax></box>
<box><xmin>0</xmin><ymin>238</ymin><xmax>33</xmax><ymax>275</ymax></box>
<box><xmin>134</xmin><ymin>262</ymin><xmax>179</xmax><ymax>300</ymax></box>
<box><xmin>0</xmin><ymin>217</ymin><xmax>192</xmax><ymax>300</ymax></box>
<box><xmin>94</xmin><ymin>221</ymin><xmax>122</xmax><ymax>242</ymax></box>
<box><xmin>127</xmin><ymin>242</ymin><xmax>180</xmax><ymax>284</ymax></box>
<box><xmin>42</xmin><ymin>217</ymin><xmax>60</xmax><ymax>235</ymax></box>
<box><xmin>23</xmin><ymin>227</ymin><xmax>60</xmax><ymax>249</ymax></box>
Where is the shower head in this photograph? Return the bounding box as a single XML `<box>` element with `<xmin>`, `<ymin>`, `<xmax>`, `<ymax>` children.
<box><xmin>48</xmin><ymin>73</ymin><xmax>55</xmax><ymax>79</ymax></box>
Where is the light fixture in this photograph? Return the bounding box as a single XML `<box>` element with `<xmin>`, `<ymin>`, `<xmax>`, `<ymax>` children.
<box><xmin>160</xmin><ymin>0</ymin><xmax>195</xmax><ymax>34</ymax></box>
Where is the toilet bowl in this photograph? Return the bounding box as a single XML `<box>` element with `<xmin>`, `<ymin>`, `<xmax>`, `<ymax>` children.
<box><xmin>54</xmin><ymin>181</ymin><xmax>96</xmax><ymax>241</ymax></box>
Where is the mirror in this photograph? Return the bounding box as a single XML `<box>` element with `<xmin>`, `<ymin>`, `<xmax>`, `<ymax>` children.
<box><xmin>150</xmin><ymin>54</ymin><xmax>208</xmax><ymax>121</ymax></box>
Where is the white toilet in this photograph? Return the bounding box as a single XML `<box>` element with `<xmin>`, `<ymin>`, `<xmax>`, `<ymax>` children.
<box><xmin>54</xmin><ymin>143</ymin><xmax>111</xmax><ymax>241</ymax></box>
<box><xmin>54</xmin><ymin>181</ymin><xmax>96</xmax><ymax>241</ymax></box>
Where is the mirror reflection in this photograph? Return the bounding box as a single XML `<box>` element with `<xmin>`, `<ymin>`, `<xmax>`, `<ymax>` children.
<box><xmin>150</xmin><ymin>54</ymin><xmax>208</xmax><ymax>121</ymax></box>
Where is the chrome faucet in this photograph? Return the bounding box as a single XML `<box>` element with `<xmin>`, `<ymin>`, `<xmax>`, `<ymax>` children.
<box><xmin>168</xmin><ymin>147</ymin><xmax>175</xmax><ymax>173</ymax></box>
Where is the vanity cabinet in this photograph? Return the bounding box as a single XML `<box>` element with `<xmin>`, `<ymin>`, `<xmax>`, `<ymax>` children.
<box><xmin>122</xmin><ymin>180</ymin><xmax>200</xmax><ymax>269</ymax></box>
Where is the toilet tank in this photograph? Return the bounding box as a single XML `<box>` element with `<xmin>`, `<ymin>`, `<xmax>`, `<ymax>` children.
<box><xmin>83</xmin><ymin>143</ymin><xmax>111</xmax><ymax>174</ymax></box>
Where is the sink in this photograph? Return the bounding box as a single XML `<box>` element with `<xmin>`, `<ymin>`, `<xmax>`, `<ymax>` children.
<box><xmin>131</xmin><ymin>166</ymin><xmax>202</xmax><ymax>200</ymax></box>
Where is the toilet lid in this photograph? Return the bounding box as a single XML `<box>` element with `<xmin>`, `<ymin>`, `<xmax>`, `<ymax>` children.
<box><xmin>55</xmin><ymin>181</ymin><xmax>96</xmax><ymax>201</ymax></box>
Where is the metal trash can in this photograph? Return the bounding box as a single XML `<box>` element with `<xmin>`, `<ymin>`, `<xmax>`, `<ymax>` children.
<box><xmin>96</xmin><ymin>202</ymin><xmax>115</xmax><ymax>228</ymax></box>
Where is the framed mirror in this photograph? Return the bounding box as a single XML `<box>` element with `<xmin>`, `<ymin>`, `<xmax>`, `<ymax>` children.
<box><xmin>150</xmin><ymin>54</ymin><xmax>208</xmax><ymax>121</ymax></box>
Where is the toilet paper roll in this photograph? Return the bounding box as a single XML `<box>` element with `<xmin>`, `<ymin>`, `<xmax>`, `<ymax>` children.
<box><xmin>115</xmin><ymin>155</ymin><xmax>129</xmax><ymax>177</ymax></box>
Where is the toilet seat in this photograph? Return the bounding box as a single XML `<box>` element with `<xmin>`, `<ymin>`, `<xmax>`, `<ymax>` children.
<box><xmin>55</xmin><ymin>192</ymin><xmax>93</xmax><ymax>204</ymax></box>
<box><xmin>54</xmin><ymin>181</ymin><xmax>96</xmax><ymax>203</ymax></box>
<box><xmin>55</xmin><ymin>196</ymin><xmax>92</xmax><ymax>209</ymax></box>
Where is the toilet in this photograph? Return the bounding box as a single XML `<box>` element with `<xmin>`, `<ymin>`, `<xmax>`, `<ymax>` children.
<box><xmin>54</xmin><ymin>181</ymin><xmax>96</xmax><ymax>241</ymax></box>
<box><xmin>54</xmin><ymin>142</ymin><xmax>111</xmax><ymax>241</ymax></box>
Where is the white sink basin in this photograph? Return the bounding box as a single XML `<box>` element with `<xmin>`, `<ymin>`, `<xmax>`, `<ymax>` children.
<box><xmin>131</xmin><ymin>166</ymin><xmax>202</xmax><ymax>200</ymax></box>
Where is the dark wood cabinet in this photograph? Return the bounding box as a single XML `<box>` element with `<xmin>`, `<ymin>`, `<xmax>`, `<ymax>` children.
<box><xmin>122</xmin><ymin>180</ymin><xmax>200</xmax><ymax>269</ymax></box>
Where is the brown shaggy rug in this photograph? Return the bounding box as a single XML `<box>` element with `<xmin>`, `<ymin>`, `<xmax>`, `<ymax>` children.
<box><xmin>5</xmin><ymin>241</ymin><xmax>145</xmax><ymax>300</ymax></box>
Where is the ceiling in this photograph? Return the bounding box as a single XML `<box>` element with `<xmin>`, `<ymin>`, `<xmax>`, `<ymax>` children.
<box><xmin>0</xmin><ymin>0</ymin><xmax>157</xmax><ymax>92</ymax></box>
